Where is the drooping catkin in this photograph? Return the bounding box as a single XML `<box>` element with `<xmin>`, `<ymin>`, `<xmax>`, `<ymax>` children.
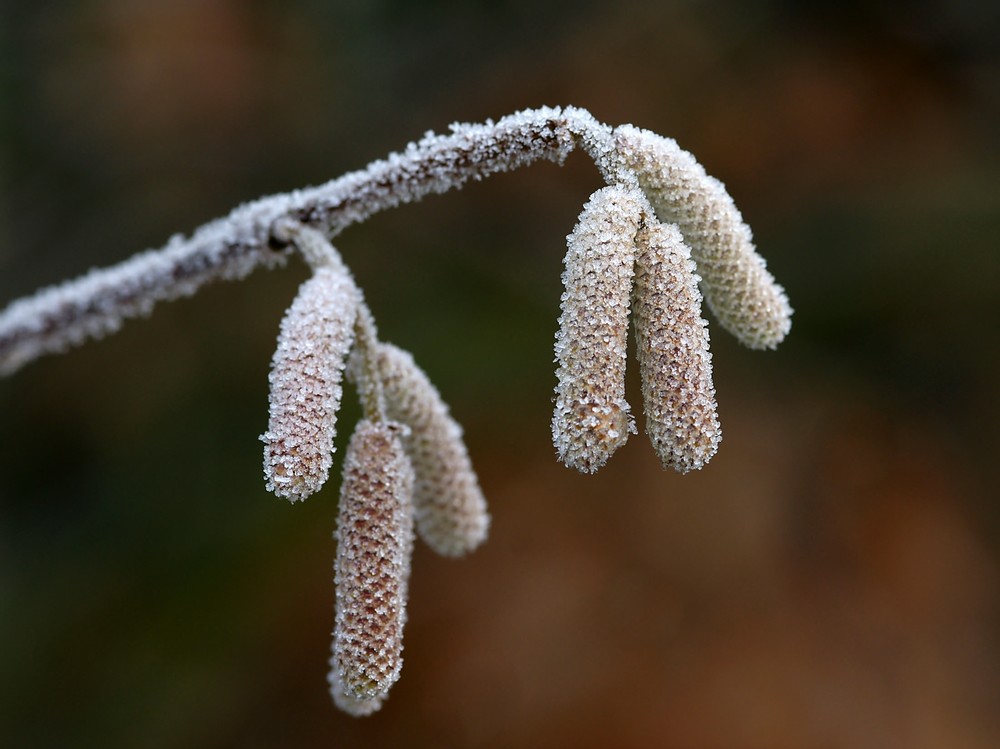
<box><xmin>261</xmin><ymin>258</ymin><xmax>361</xmax><ymax>501</ymax></box>
<box><xmin>552</xmin><ymin>184</ymin><xmax>643</xmax><ymax>473</ymax></box>
<box><xmin>632</xmin><ymin>221</ymin><xmax>720</xmax><ymax>472</ymax></box>
<box><xmin>331</xmin><ymin>419</ymin><xmax>415</xmax><ymax>709</ymax></box>
<box><xmin>614</xmin><ymin>125</ymin><xmax>792</xmax><ymax>350</ymax></box>
<box><xmin>371</xmin><ymin>342</ymin><xmax>489</xmax><ymax>557</ymax></box>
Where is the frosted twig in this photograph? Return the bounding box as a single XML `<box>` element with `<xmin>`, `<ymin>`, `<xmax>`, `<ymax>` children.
<box><xmin>0</xmin><ymin>106</ymin><xmax>609</xmax><ymax>376</ymax></box>
<box><xmin>0</xmin><ymin>106</ymin><xmax>791</xmax><ymax>376</ymax></box>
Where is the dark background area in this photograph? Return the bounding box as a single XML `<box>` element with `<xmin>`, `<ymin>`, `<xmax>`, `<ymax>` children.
<box><xmin>1</xmin><ymin>1</ymin><xmax>998</xmax><ymax>747</ymax></box>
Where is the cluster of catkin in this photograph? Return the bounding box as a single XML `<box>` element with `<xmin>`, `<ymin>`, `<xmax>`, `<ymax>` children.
<box><xmin>258</xmin><ymin>121</ymin><xmax>792</xmax><ymax>717</ymax></box>
<box><xmin>553</xmin><ymin>125</ymin><xmax>791</xmax><ymax>474</ymax></box>
<box><xmin>0</xmin><ymin>106</ymin><xmax>793</xmax><ymax>719</ymax></box>
<box><xmin>260</xmin><ymin>220</ymin><xmax>489</xmax><ymax>716</ymax></box>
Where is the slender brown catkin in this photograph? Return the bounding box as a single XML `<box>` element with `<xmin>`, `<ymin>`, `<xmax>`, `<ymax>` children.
<box><xmin>614</xmin><ymin>125</ymin><xmax>792</xmax><ymax>350</ymax></box>
<box><xmin>552</xmin><ymin>184</ymin><xmax>643</xmax><ymax>473</ymax></box>
<box><xmin>261</xmin><ymin>259</ymin><xmax>360</xmax><ymax>501</ymax></box>
<box><xmin>633</xmin><ymin>221</ymin><xmax>720</xmax><ymax>472</ymax></box>
<box><xmin>331</xmin><ymin>419</ymin><xmax>415</xmax><ymax>713</ymax></box>
<box><xmin>373</xmin><ymin>342</ymin><xmax>489</xmax><ymax>557</ymax></box>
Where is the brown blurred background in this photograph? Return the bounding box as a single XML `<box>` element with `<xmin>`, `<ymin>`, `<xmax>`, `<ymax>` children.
<box><xmin>1</xmin><ymin>1</ymin><xmax>998</xmax><ymax>747</ymax></box>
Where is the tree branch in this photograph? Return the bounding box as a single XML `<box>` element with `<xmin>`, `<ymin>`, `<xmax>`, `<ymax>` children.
<box><xmin>0</xmin><ymin>105</ymin><xmax>790</xmax><ymax>376</ymax></box>
<box><xmin>0</xmin><ymin>106</ymin><xmax>610</xmax><ymax>375</ymax></box>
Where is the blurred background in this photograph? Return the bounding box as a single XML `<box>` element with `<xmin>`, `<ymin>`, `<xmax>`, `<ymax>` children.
<box><xmin>1</xmin><ymin>1</ymin><xmax>998</xmax><ymax>747</ymax></box>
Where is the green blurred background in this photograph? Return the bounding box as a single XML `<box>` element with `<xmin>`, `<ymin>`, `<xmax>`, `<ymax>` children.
<box><xmin>1</xmin><ymin>1</ymin><xmax>998</xmax><ymax>747</ymax></box>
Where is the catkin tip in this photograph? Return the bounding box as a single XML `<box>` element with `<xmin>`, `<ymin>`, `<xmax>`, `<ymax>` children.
<box><xmin>329</xmin><ymin>665</ymin><xmax>386</xmax><ymax>717</ymax></box>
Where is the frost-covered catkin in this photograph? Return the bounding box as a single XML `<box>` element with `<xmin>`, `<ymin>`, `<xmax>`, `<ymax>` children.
<box><xmin>552</xmin><ymin>184</ymin><xmax>643</xmax><ymax>473</ymax></box>
<box><xmin>261</xmin><ymin>262</ymin><xmax>360</xmax><ymax>501</ymax></box>
<box><xmin>615</xmin><ymin>126</ymin><xmax>792</xmax><ymax>350</ymax></box>
<box><xmin>331</xmin><ymin>420</ymin><xmax>415</xmax><ymax>712</ymax></box>
<box><xmin>633</xmin><ymin>221</ymin><xmax>720</xmax><ymax>472</ymax></box>
<box><xmin>372</xmin><ymin>342</ymin><xmax>489</xmax><ymax>557</ymax></box>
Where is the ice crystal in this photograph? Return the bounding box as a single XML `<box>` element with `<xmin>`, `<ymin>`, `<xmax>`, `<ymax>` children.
<box><xmin>331</xmin><ymin>420</ymin><xmax>415</xmax><ymax>711</ymax></box>
<box><xmin>552</xmin><ymin>184</ymin><xmax>643</xmax><ymax>473</ymax></box>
